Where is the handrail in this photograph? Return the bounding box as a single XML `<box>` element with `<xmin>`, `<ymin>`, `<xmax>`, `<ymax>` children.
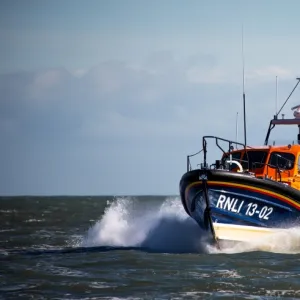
<box><xmin>252</xmin><ymin>161</ymin><xmax>292</xmax><ymax>182</ymax></box>
<box><xmin>202</xmin><ymin>136</ymin><xmax>250</xmax><ymax>169</ymax></box>
<box><xmin>187</xmin><ymin>149</ymin><xmax>203</xmax><ymax>171</ymax></box>
<box><xmin>253</xmin><ymin>162</ymin><xmax>282</xmax><ymax>182</ymax></box>
<box><xmin>186</xmin><ymin>135</ymin><xmax>251</xmax><ymax>171</ymax></box>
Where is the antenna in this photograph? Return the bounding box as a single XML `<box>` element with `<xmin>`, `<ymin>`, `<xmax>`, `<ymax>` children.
<box><xmin>275</xmin><ymin>76</ymin><xmax>278</xmax><ymax>116</ymax></box>
<box><xmin>236</xmin><ymin>112</ymin><xmax>239</xmax><ymax>148</ymax></box>
<box><xmin>242</xmin><ymin>25</ymin><xmax>247</xmax><ymax>146</ymax></box>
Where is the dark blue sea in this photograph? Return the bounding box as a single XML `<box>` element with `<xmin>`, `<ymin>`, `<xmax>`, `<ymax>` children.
<box><xmin>1</xmin><ymin>196</ymin><xmax>300</xmax><ymax>299</ymax></box>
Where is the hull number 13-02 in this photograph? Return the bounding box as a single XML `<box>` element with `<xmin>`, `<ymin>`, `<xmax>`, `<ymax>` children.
<box><xmin>215</xmin><ymin>195</ymin><xmax>273</xmax><ymax>220</ymax></box>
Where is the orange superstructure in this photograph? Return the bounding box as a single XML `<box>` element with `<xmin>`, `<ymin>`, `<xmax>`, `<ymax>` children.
<box><xmin>223</xmin><ymin>144</ymin><xmax>300</xmax><ymax>190</ymax></box>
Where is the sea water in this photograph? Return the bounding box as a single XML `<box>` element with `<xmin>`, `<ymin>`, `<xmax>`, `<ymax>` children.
<box><xmin>1</xmin><ymin>196</ymin><xmax>300</xmax><ymax>299</ymax></box>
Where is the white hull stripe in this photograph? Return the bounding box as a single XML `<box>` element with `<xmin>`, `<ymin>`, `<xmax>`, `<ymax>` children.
<box><xmin>213</xmin><ymin>223</ymin><xmax>290</xmax><ymax>242</ymax></box>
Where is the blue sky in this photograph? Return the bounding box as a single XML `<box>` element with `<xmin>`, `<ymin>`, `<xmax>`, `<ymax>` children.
<box><xmin>1</xmin><ymin>0</ymin><xmax>300</xmax><ymax>195</ymax></box>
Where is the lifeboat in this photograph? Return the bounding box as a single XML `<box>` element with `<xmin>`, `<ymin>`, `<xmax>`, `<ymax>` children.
<box><xmin>179</xmin><ymin>78</ymin><xmax>300</xmax><ymax>246</ymax></box>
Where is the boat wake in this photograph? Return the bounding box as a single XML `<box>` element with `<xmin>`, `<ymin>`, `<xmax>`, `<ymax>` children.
<box><xmin>79</xmin><ymin>197</ymin><xmax>300</xmax><ymax>254</ymax></box>
<box><xmin>80</xmin><ymin>197</ymin><xmax>209</xmax><ymax>253</ymax></box>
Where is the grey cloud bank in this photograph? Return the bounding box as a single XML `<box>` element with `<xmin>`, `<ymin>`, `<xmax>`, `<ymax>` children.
<box><xmin>0</xmin><ymin>55</ymin><xmax>298</xmax><ymax>195</ymax></box>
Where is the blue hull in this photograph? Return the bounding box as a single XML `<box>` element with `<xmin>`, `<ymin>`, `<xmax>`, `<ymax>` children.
<box><xmin>180</xmin><ymin>169</ymin><xmax>300</xmax><ymax>243</ymax></box>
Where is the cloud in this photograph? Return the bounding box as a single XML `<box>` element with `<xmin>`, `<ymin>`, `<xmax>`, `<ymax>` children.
<box><xmin>186</xmin><ymin>67</ymin><xmax>226</xmax><ymax>84</ymax></box>
<box><xmin>0</xmin><ymin>55</ymin><xmax>299</xmax><ymax>195</ymax></box>
<box><xmin>71</xmin><ymin>69</ymin><xmax>88</xmax><ymax>78</ymax></box>
<box><xmin>248</xmin><ymin>65</ymin><xmax>296</xmax><ymax>82</ymax></box>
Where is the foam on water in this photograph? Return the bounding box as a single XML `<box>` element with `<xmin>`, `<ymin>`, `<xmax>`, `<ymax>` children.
<box><xmin>81</xmin><ymin>197</ymin><xmax>209</xmax><ymax>253</ymax></box>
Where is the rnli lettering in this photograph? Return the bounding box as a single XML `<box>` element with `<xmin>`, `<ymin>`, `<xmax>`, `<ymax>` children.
<box><xmin>216</xmin><ymin>195</ymin><xmax>243</xmax><ymax>213</ymax></box>
<box><xmin>216</xmin><ymin>194</ymin><xmax>273</xmax><ymax>220</ymax></box>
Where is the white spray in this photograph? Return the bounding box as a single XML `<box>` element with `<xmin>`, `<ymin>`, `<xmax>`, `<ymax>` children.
<box><xmin>81</xmin><ymin>197</ymin><xmax>209</xmax><ymax>253</ymax></box>
<box><xmin>80</xmin><ymin>197</ymin><xmax>300</xmax><ymax>254</ymax></box>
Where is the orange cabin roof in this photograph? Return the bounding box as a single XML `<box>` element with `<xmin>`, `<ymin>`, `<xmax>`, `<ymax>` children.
<box><xmin>234</xmin><ymin>144</ymin><xmax>300</xmax><ymax>154</ymax></box>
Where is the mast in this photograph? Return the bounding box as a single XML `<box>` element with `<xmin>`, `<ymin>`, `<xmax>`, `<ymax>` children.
<box><xmin>264</xmin><ymin>78</ymin><xmax>300</xmax><ymax>145</ymax></box>
<box><xmin>276</xmin><ymin>78</ymin><xmax>300</xmax><ymax>118</ymax></box>
<box><xmin>275</xmin><ymin>76</ymin><xmax>278</xmax><ymax>116</ymax></box>
<box><xmin>236</xmin><ymin>112</ymin><xmax>239</xmax><ymax>147</ymax></box>
<box><xmin>242</xmin><ymin>26</ymin><xmax>247</xmax><ymax>146</ymax></box>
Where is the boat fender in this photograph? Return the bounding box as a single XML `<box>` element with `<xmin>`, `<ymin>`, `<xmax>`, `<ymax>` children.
<box><xmin>226</xmin><ymin>160</ymin><xmax>243</xmax><ymax>172</ymax></box>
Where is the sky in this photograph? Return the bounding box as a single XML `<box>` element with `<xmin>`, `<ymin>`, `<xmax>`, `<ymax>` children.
<box><xmin>1</xmin><ymin>0</ymin><xmax>300</xmax><ymax>195</ymax></box>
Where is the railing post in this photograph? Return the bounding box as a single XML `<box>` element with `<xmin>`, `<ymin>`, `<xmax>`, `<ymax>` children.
<box><xmin>203</xmin><ymin>138</ymin><xmax>207</xmax><ymax>168</ymax></box>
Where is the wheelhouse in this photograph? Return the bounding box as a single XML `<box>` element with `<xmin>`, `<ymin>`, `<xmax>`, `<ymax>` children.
<box><xmin>222</xmin><ymin>144</ymin><xmax>300</xmax><ymax>189</ymax></box>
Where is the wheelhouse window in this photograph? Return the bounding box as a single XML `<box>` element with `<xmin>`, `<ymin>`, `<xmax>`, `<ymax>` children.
<box><xmin>242</xmin><ymin>150</ymin><xmax>268</xmax><ymax>170</ymax></box>
<box><xmin>268</xmin><ymin>152</ymin><xmax>295</xmax><ymax>170</ymax></box>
